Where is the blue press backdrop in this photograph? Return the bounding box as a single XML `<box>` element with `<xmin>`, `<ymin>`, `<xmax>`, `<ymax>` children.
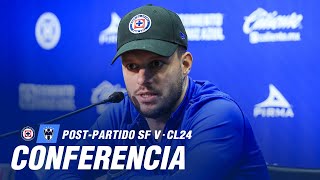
<box><xmin>1</xmin><ymin>0</ymin><xmax>319</xmax><ymax>179</ymax></box>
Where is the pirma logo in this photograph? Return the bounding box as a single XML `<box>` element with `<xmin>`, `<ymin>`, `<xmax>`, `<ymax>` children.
<box><xmin>21</xmin><ymin>126</ymin><xmax>35</xmax><ymax>141</ymax></box>
<box><xmin>36</xmin><ymin>124</ymin><xmax>60</xmax><ymax>143</ymax></box>
<box><xmin>254</xmin><ymin>84</ymin><xmax>294</xmax><ymax>118</ymax></box>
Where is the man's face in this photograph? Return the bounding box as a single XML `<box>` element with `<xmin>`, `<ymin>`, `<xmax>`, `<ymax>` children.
<box><xmin>121</xmin><ymin>50</ymin><xmax>184</xmax><ymax>119</ymax></box>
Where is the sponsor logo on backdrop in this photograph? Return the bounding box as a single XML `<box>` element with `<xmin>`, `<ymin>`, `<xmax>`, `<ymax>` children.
<box><xmin>36</xmin><ymin>124</ymin><xmax>60</xmax><ymax>143</ymax></box>
<box><xmin>91</xmin><ymin>81</ymin><xmax>126</xmax><ymax>114</ymax></box>
<box><xmin>243</xmin><ymin>8</ymin><xmax>303</xmax><ymax>44</ymax></box>
<box><xmin>99</xmin><ymin>12</ymin><xmax>121</xmax><ymax>44</ymax></box>
<box><xmin>21</xmin><ymin>126</ymin><xmax>35</xmax><ymax>141</ymax></box>
<box><xmin>178</xmin><ymin>13</ymin><xmax>225</xmax><ymax>41</ymax></box>
<box><xmin>99</xmin><ymin>12</ymin><xmax>224</xmax><ymax>44</ymax></box>
<box><xmin>254</xmin><ymin>84</ymin><xmax>294</xmax><ymax>118</ymax></box>
<box><xmin>35</xmin><ymin>12</ymin><xmax>61</xmax><ymax>50</ymax></box>
<box><xmin>19</xmin><ymin>83</ymin><xmax>76</xmax><ymax>111</ymax></box>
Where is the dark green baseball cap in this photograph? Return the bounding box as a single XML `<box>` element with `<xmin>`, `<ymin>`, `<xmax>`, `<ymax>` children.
<box><xmin>111</xmin><ymin>4</ymin><xmax>188</xmax><ymax>64</ymax></box>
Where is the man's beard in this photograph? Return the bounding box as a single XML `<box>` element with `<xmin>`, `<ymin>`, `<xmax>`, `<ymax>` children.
<box><xmin>129</xmin><ymin>71</ymin><xmax>184</xmax><ymax>119</ymax></box>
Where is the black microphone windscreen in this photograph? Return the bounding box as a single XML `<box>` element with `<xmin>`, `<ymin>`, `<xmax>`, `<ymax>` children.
<box><xmin>108</xmin><ymin>92</ymin><xmax>125</xmax><ymax>103</ymax></box>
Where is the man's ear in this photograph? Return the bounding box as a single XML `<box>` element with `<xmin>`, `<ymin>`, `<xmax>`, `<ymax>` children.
<box><xmin>181</xmin><ymin>52</ymin><xmax>193</xmax><ymax>76</ymax></box>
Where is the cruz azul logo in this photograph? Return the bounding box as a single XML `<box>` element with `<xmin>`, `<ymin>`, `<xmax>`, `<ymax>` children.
<box><xmin>243</xmin><ymin>8</ymin><xmax>303</xmax><ymax>44</ymax></box>
<box><xmin>254</xmin><ymin>84</ymin><xmax>294</xmax><ymax>118</ymax></box>
<box><xmin>129</xmin><ymin>14</ymin><xmax>152</xmax><ymax>34</ymax></box>
<box><xmin>35</xmin><ymin>12</ymin><xmax>61</xmax><ymax>50</ymax></box>
<box><xmin>21</xmin><ymin>126</ymin><xmax>35</xmax><ymax>141</ymax></box>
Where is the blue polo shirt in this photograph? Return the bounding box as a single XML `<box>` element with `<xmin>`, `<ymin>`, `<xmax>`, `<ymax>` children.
<box><xmin>45</xmin><ymin>77</ymin><xmax>269</xmax><ymax>180</ymax></box>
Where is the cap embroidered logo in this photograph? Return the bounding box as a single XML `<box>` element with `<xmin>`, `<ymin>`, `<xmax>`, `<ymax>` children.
<box><xmin>129</xmin><ymin>14</ymin><xmax>152</xmax><ymax>34</ymax></box>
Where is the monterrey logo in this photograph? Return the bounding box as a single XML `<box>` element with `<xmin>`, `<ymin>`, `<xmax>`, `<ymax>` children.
<box><xmin>129</xmin><ymin>14</ymin><xmax>152</xmax><ymax>34</ymax></box>
<box><xmin>36</xmin><ymin>124</ymin><xmax>60</xmax><ymax>143</ymax></box>
<box><xmin>44</xmin><ymin>128</ymin><xmax>54</xmax><ymax>140</ymax></box>
<box><xmin>254</xmin><ymin>84</ymin><xmax>294</xmax><ymax>118</ymax></box>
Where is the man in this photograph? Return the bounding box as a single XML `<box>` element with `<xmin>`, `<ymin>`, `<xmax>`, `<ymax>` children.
<box><xmin>46</xmin><ymin>4</ymin><xmax>269</xmax><ymax>180</ymax></box>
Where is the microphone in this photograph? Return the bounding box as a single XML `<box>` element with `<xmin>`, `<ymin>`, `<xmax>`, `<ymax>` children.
<box><xmin>95</xmin><ymin>91</ymin><xmax>124</xmax><ymax>104</ymax></box>
<box><xmin>0</xmin><ymin>91</ymin><xmax>125</xmax><ymax>138</ymax></box>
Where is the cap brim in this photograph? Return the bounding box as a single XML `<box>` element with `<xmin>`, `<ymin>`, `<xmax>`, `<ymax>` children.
<box><xmin>111</xmin><ymin>39</ymin><xmax>178</xmax><ymax>64</ymax></box>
